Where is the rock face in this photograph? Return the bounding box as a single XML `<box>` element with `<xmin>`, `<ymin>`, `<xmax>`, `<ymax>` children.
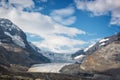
<box><xmin>60</xmin><ymin>33</ymin><xmax>120</xmax><ymax>80</ymax></box>
<box><xmin>80</xmin><ymin>33</ymin><xmax>120</xmax><ymax>79</ymax></box>
<box><xmin>72</xmin><ymin>33</ymin><xmax>120</xmax><ymax>63</ymax></box>
<box><xmin>0</xmin><ymin>18</ymin><xmax>50</xmax><ymax>71</ymax></box>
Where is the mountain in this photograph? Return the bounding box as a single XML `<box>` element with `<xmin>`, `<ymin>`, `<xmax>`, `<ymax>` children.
<box><xmin>0</xmin><ymin>18</ymin><xmax>50</xmax><ymax>72</ymax></box>
<box><xmin>29</xmin><ymin>43</ymin><xmax>74</xmax><ymax>63</ymax></box>
<box><xmin>71</xmin><ymin>50</ymin><xmax>85</xmax><ymax>58</ymax></box>
<box><xmin>71</xmin><ymin>50</ymin><xmax>85</xmax><ymax>63</ymax></box>
<box><xmin>72</xmin><ymin>32</ymin><xmax>120</xmax><ymax>63</ymax></box>
<box><xmin>60</xmin><ymin>33</ymin><xmax>120</xmax><ymax>80</ymax></box>
<box><xmin>80</xmin><ymin>32</ymin><xmax>120</xmax><ymax>79</ymax></box>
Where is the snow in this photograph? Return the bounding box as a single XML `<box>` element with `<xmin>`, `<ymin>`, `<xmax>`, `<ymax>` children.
<box><xmin>0</xmin><ymin>19</ymin><xmax>20</xmax><ymax>31</ymax></box>
<box><xmin>99</xmin><ymin>42</ymin><xmax>106</xmax><ymax>46</ymax></box>
<box><xmin>12</xmin><ymin>35</ymin><xmax>25</xmax><ymax>48</ymax></box>
<box><xmin>29</xmin><ymin>42</ymin><xmax>75</xmax><ymax>63</ymax></box>
<box><xmin>4</xmin><ymin>32</ymin><xmax>12</xmax><ymax>37</ymax></box>
<box><xmin>0</xmin><ymin>41</ymin><xmax>2</xmax><ymax>45</ymax></box>
<box><xmin>74</xmin><ymin>55</ymin><xmax>85</xmax><ymax>60</ymax></box>
<box><xmin>83</xmin><ymin>38</ymin><xmax>109</xmax><ymax>52</ymax></box>
<box><xmin>4</xmin><ymin>32</ymin><xmax>25</xmax><ymax>48</ymax></box>
<box><xmin>11</xmin><ymin>24</ymin><xmax>21</xmax><ymax>31</ymax></box>
<box><xmin>84</xmin><ymin>43</ymin><xmax>95</xmax><ymax>52</ymax></box>
<box><xmin>99</xmin><ymin>38</ymin><xmax>109</xmax><ymax>46</ymax></box>
<box><xmin>0</xmin><ymin>20</ymin><xmax>5</xmax><ymax>24</ymax></box>
<box><xmin>28</xmin><ymin>63</ymin><xmax>71</xmax><ymax>73</ymax></box>
<box><xmin>99</xmin><ymin>38</ymin><xmax>109</xmax><ymax>43</ymax></box>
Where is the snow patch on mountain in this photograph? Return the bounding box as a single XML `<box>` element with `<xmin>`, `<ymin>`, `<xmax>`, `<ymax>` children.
<box><xmin>4</xmin><ymin>32</ymin><xmax>25</xmax><ymax>48</ymax></box>
<box><xmin>99</xmin><ymin>42</ymin><xmax>106</xmax><ymax>46</ymax></box>
<box><xmin>74</xmin><ymin>54</ymin><xmax>85</xmax><ymax>60</ymax></box>
<box><xmin>0</xmin><ymin>19</ymin><xmax>21</xmax><ymax>31</ymax></box>
<box><xmin>99</xmin><ymin>38</ymin><xmax>109</xmax><ymax>43</ymax></box>
<box><xmin>99</xmin><ymin>38</ymin><xmax>109</xmax><ymax>46</ymax></box>
<box><xmin>0</xmin><ymin>41</ymin><xmax>2</xmax><ymax>45</ymax></box>
<box><xmin>84</xmin><ymin>43</ymin><xmax>95</xmax><ymax>52</ymax></box>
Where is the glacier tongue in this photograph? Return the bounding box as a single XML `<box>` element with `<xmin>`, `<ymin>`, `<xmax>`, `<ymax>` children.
<box><xmin>28</xmin><ymin>63</ymin><xmax>71</xmax><ymax>73</ymax></box>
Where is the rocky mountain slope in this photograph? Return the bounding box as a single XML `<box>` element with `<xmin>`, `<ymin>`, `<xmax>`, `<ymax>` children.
<box><xmin>72</xmin><ymin>32</ymin><xmax>120</xmax><ymax>61</ymax></box>
<box><xmin>0</xmin><ymin>18</ymin><xmax>50</xmax><ymax>72</ymax></box>
<box><xmin>80</xmin><ymin>32</ymin><xmax>120</xmax><ymax>80</ymax></box>
<box><xmin>60</xmin><ymin>32</ymin><xmax>120</xmax><ymax>80</ymax></box>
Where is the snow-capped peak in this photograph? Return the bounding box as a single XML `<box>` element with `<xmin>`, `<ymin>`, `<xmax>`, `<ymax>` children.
<box><xmin>0</xmin><ymin>18</ymin><xmax>21</xmax><ymax>31</ymax></box>
<box><xmin>0</xmin><ymin>18</ymin><xmax>26</xmax><ymax>48</ymax></box>
<box><xmin>83</xmin><ymin>38</ymin><xmax>109</xmax><ymax>52</ymax></box>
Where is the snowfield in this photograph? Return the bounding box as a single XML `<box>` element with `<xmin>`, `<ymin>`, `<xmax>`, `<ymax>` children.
<box><xmin>28</xmin><ymin>63</ymin><xmax>71</xmax><ymax>73</ymax></box>
<box><xmin>4</xmin><ymin>32</ymin><xmax>25</xmax><ymax>48</ymax></box>
<box><xmin>84</xmin><ymin>43</ymin><xmax>95</xmax><ymax>52</ymax></box>
<box><xmin>99</xmin><ymin>38</ymin><xmax>109</xmax><ymax>43</ymax></box>
<box><xmin>74</xmin><ymin>54</ymin><xmax>85</xmax><ymax>60</ymax></box>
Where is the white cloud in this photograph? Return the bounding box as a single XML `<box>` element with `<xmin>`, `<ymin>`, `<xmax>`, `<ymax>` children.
<box><xmin>0</xmin><ymin>3</ymin><xmax>86</xmax><ymax>53</ymax></box>
<box><xmin>0</xmin><ymin>0</ymin><xmax>34</xmax><ymax>10</ymax></box>
<box><xmin>33</xmin><ymin>35</ymin><xmax>85</xmax><ymax>53</ymax></box>
<box><xmin>9</xmin><ymin>0</ymin><xmax>34</xmax><ymax>8</ymax></box>
<box><xmin>39</xmin><ymin>0</ymin><xmax>47</xmax><ymax>2</ymax></box>
<box><xmin>74</xmin><ymin>0</ymin><xmax>120</xmax><ymax>26</ymax></box>
<box><xmin>50</xmin><ymin>7</ymin><xmax>76</xmax><ymax>25</ymax></box>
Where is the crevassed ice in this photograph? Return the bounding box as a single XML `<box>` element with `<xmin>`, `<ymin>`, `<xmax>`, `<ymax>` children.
<box><xmin>28</xmin><ymin>63</ymin><xmax>71</xmax><ymax>73</ymax></box>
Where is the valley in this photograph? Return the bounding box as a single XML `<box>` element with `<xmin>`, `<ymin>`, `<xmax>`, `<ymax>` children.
<box><xmin>0</xmin><ymin>18</ymin><xmax>120</xmax><ymax>80</ymax></box>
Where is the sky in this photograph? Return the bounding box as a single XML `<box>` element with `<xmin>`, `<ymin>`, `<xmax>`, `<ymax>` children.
<box><xmin>0</xmin><ymin>0</ymin><xmax>120</xmax><ymax>53</ymax></box>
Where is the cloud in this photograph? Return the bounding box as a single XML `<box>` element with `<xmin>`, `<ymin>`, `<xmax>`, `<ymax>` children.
<box><xmin>50</xmin><ymin>7</ymin><xmax>76</xmax><ymax>25</ymax></box>
<box><xmin>39</xmin><ymin>0</ymin><xmax>47</xmax><ymax>2</ymax></box>
<box><xmin>0</xmin><ymin>1</ymin><xmax>86</xmax><ymax>53</ymax></box>
<box><xmin>0</xmin><ymin>0</ymin><xmax>34</xmax><ymax>10</ymax></box>
<box><xmin>9</xmin><ymin>0</ymin><xmax>34</xmax><ymax>8</ymax></box>
<box><xmin>0</xmin><ymin>0</ymin><xmax>43</xmax><ymax>12</ymax></box>
<box><xmin>74</xmin><ymin>0</ymin><xmax>120</xmax><ymax>26</ymax></box>
<box><xmin>33</xmin><ymin>35</ymin><xmax>85</xmax><ymax>53</ymax></box>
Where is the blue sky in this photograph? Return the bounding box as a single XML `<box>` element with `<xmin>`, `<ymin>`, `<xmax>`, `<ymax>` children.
<box><xmin>0</xmin><ymin>0</ymin><xmax>120</xmax><ymax>53</ymax></box>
